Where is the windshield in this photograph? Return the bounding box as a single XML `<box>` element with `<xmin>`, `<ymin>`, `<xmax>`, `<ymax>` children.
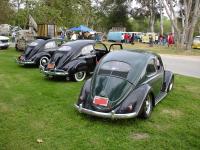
<box><xmin>58</xmin><ymin>45</ymin><xmax>72</xmax><ymax>51</ymax></box>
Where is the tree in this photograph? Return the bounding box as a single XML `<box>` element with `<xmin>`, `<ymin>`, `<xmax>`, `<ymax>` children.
<box><xmin>161</xmin><ymin>0</ymin><xmax>200</xmax><ymax>49</ymax></box>
<box><xmin>134</xmin><ymin>0</ymin><xmax>160</xmax><ymax>32</ymax></box>
<box><xmin>0</xmin><ymin>0</ymin><xmax>14</xmax><ymax>24</ymax></box>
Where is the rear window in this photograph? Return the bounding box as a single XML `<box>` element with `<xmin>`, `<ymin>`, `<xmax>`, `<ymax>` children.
<box><xmin>98</xmin><ymin>61</ymin><xmax>131</xmax><ymax>78</ymax></box>
<box><xmin>58</xmin><ymin>45</ymin><xmax>72</xmax><ymax>51</ymax></box>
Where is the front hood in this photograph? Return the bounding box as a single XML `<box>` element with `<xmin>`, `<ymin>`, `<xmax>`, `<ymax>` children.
<box><xmin>91</xmin><ymin>75</ymin><xmax>133</xmax><ymax>111</ymax></box>
<box><xmin>49</xmin><ymin>50</ymin><xmax>74</xmax><ymax>69</ymax></box>
<box><xmin>23</xmin><ymin>46</ymin><xmax>39</xmax><ymax>60</ymax></box>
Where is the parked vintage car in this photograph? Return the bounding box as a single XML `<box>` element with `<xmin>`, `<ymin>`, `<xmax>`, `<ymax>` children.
<box><xmin>0</xmin><ymin>36</ymin><xmax>9</xmax><ymax>49</ymax></box>
<box><xmin>17</xmin><ymin>38</ymin><xmax>63</xmax><ymax>67</ymax></box>
<box><xmin>42</xmin><ymin>40</ymin><xmax>122</xmax><ymax>81</ymax></box>
<box><xmin>75</xmin><ymin>50</ymin><xmax>174</xmax><ymax>119</ymax></box>
<box><xmin>192</xmin><ymin>36</ymin><xmax>200</xmax><ymax>49</ymax></box>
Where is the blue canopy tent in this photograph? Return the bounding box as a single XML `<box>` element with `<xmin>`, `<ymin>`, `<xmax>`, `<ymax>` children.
<box><xmin>69</xmin><ymin>25</ymin><xmax>95</xmax><ymax>32</ymax></box>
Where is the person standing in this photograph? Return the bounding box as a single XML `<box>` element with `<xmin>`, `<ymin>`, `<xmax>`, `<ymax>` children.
<box><xmin>131</xmin><ymin>33</ymin><xmax>135</xmax><ymax>44</ymax></box>
<box><xmin>149</xmin><ymin>35</ymin><xmax>153</xmax><ymax>47</ymax></box>
<box><xmin>121</xmin><ymin>33</ymin><xmax>124</xmax><ymax>43</ymax></box>
<box><xmin>71</xmin><ymin>32</ymin><xmax>77</xmax><ymax>40</ymax></box>
<box><xmin>167</xmin><ymin>33</ymin><xmax>174</xmax><ymax>47</ymax></box>
<box><xmin>60</xmin><ymin>32</ymin><xmax>65</xmax><ymax>43</ymax></box>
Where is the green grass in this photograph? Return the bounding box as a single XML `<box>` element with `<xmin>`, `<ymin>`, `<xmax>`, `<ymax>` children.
<box><xmin>0</xmin><ymin>48</ymin><xmax>200</xmax><ymax>150</ymax></box>
<box><xmin>104</xmin><ymin>42</ymin><xmax>200</xmax><ymax>56</ymax></box>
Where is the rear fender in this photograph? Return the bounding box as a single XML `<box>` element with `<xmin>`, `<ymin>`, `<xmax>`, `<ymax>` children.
<box><xmin>117</xmin><ymin>84</ymin><xmax>152</xmax><ymax>114</ymax></box>
<box><xmin>32</xmin><ymin>52</ymin><xmax>51</xmax><ymax>63</ymax></box>
<box><xmin>77</xmin><ymin>78</ymin><xmax>91</xmax><ymax>105</ymax></box>
<box><xmin>164</xmin><ymin>70</ymin><xmax>174</xmax><ymax>92</ymax></box>
<box><xmin>64</xmin><ymin>59</ymin><xmax>87</xmax><ymax>74</ymax></box>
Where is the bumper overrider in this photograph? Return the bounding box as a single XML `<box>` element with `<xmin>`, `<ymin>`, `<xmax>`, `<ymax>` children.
<box><xmin>16</xmin><ymin>58</ymin><xmax>35</xmax><ymax>65</ymax></box>
<box><xmin>75</xmin><ymin>104</ymin><xmax>137</xmax><ymax>119</ymax></box>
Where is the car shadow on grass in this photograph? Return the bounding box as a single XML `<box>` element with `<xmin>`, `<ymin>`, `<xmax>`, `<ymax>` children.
<box><xmin>73</xmin><ymin>110</ymin><xmax>144</xmax><ymax>126</ymax></box>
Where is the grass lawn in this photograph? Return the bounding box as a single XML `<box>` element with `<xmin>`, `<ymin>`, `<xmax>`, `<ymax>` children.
<box><xmin>0</xmin><ymin>48</ymin><xmax>200</xmax><ymax>150</ymax></box>
<box><xmin>104</xmin><ymin>42</ymin><xmax>200</xmax><ymax>56</ymax></box>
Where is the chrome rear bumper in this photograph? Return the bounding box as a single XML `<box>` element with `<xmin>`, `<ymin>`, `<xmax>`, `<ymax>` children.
<box><xmin>75</xmin><ymin>104</ymin><xmax>137</xmax><ymax>119</ymax></box>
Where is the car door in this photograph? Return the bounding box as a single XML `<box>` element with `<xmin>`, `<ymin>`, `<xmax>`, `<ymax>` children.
<box><xmin>108</xmin><ymin>43</ymin><xmax>123</xmax><ymax>51</ymax></box>
<box><xmin>94</xmin><ymin>43</ymin><xmax>109</xmax><ymax>61</ymax></box>
<box><xmin>80</xmin><ymin>44</ymin><xmax>96</xmax><ymax>72</ymax></box>
<box><xmin>145</xmin><ymin>57</ymin><xmax>164</xmax><ymax>98</ymax></box>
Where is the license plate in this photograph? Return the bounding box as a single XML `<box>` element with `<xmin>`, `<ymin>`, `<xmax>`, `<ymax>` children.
<box><xmin>47</xmin><ymin>63</ymin><xmax>55</xmax><ymax>69</ymax></box>
<box><xmin>93</xmin><ymin>96</ymin><xmax>108</xmax><ymax>107</ymax></box>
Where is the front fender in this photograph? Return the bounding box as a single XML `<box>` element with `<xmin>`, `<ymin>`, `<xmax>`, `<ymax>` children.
<box><xmin>117</xmin><ymin>84</ymin><xmax>151</xmax><ymax>114</ymax></box>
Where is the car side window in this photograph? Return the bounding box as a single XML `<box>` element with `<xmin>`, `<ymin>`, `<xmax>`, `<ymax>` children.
<box><xmin>44</xmin><ymin>41</ymin><xmax>57</xmax><ymax>50</ymax></box>
<box><xmin>146</xmin><ymin>59</ymin><xmax>157</xmax><ymax>76</ymax></box>
<box><xmin>81</xmin><ymin>45</ymin><xmax>94</xmax><ymax>55</ymax></box>
<box><xmin>155</xmin><ymin>57</ymin><xmax>161</xmax><ymax>71</ymax></box>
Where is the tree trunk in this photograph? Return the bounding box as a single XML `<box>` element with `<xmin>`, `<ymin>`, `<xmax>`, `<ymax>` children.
<box><xmin>186</xmin><ymin>0</ymin><xmax>200</xmax><ymax>50</ymax></box>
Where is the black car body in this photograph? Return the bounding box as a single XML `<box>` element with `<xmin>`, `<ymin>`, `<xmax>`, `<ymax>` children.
<box><xmin>16</xmin><ymin>38</ymin><xmax>63</xmax><ymax>67</ymax></box>
<box><xmin>75</xmin><ymin>50</ymin><xmax>174</xmax><ymax>119</ymax></box>
<box><xmin>42</xmin><ymin>40</ymin><xmax>122</xmax><ymax>81</ymax></box>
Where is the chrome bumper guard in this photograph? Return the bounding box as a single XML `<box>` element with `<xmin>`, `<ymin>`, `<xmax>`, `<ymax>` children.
<box><xmin>75</xmin><ymin>104</ymin><xmax>137</xmax><ymax>119</ymax></box>
<box><xmin>16</xmin><ymin>59</ymin><xmax>35</xmax><ymax>65</ymax></box>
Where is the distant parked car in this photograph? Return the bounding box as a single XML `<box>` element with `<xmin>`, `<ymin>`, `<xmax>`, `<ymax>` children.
<box><xmin>16</xmin><ymin>38</ymin><xmax>63</xmax><ymax>68</ymax></box>
<box><xmin>192</xmin><ymin>36</ymin><xmax>200</xmax><ymax>49</ymax></box>
<box><xmin>0</xmin><ymin>36</ymin><xmax>9</xmax><ymax>49</ymax></box>
<box><xmin>75</xmin><ymin>50</ymin><xmax>174</xmax><ymax>119</ymax></box>
<box><xmin>42</xmin><ymin>40</ymin><xmax>123</xmax><ymax>82</ymax></box>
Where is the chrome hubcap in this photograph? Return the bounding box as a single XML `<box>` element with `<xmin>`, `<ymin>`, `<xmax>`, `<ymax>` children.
<box><xmin>75</xmin><ymin>71</ymin><xmax>86</xmax><ymax>81</ymax></box>
<box><xmin>40</xmin><ymin>57</ymin><xmax>49</xmax><ymax>67</ymax></box>
<box><xmin>169</xmin><ymin>82</ymin><xmax>173</xmax><ymax>91</ymax></box>
<box><xmin>145</xmin><ymin>96</ymin><xmax>151</xmax><ymax>115</ymax></box>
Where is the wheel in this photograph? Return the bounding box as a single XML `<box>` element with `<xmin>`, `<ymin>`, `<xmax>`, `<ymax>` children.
<box><xmin>74</xmin><ymin>71</ymin><xmax>86</xmax><ymax>82</ymax></box>
<box><xmin>139</xmin><ymin>94</ymin><xmax>153</xmax><ymax>119</ymax></box>
<box><xmin>167</xmin><ymin>77</ymin><xmax>174</xmax><ymax>92</ymax></box>
<box><xmin>39</xmin><ymin>56</ymin><xmax>49</xmax><ymax>68</ymax></box>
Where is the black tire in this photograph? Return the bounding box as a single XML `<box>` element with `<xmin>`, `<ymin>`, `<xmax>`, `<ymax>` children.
<box><xmin>39</xmin><ymin>56</ymin><xmax>49</xmax><ymax>68</ymax></box>
<box><xmin>167</xmin><ymin>76</ymin><xmax>174</xmax><ymax>92</ymax></box>
<box><xmin>139</xmin><ymin>94</ymin><xmax>153</xmax><ymax>119</ymax></box>
<box><xmin>73</xmin><ymin>71</ymin><xmax>86</xmax><ymax>82</ymax></box>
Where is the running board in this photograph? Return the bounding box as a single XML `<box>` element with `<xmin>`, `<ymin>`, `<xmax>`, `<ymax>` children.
<box><xmin>155</xmin><ymin>91</ymin><xmax>167</xmax><ymax>105</ymax></box>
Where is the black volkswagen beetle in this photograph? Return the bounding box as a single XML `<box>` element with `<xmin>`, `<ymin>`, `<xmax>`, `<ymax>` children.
<box><xmin>75</xmin><ymin>50</ymin><xmax>174</xmax><ymax>119</ymax></box>
<box><xmin>42</xmin><ymin>40</ymin><xmax>122</xmax><ymax>81</ymax></box>
<box><xmin>16</xmin><ymin>38</ymin><xmax>63</xmax><ymax>68</ymax></box>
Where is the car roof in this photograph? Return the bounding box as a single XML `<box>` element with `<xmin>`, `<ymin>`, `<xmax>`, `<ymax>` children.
<box><xmin>62</xmin><ymin>40</ymin><xmax>96</xmax><ymax>47</ymax></box>
<box><xmin>98</xmin><ymin>50</ymin><xmax>159</xmax><ymax>84</ymax></box>
<box><xmin>101</xmin><ymin>50</ymin><xmax>158</xmax><ymax>65</ymax></box>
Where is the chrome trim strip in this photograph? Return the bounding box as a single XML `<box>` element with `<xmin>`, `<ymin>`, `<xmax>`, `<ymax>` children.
<box><xmin>75</xmin><ymin>104</ymin><xmax>137</xmax><ymax>119</ymax></box>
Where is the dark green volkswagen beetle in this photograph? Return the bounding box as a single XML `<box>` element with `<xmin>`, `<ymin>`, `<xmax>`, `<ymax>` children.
<box><xmin>75</xmin><ymin>50</ymin><xmax>174</xmax><ymax>119</ymax></box>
